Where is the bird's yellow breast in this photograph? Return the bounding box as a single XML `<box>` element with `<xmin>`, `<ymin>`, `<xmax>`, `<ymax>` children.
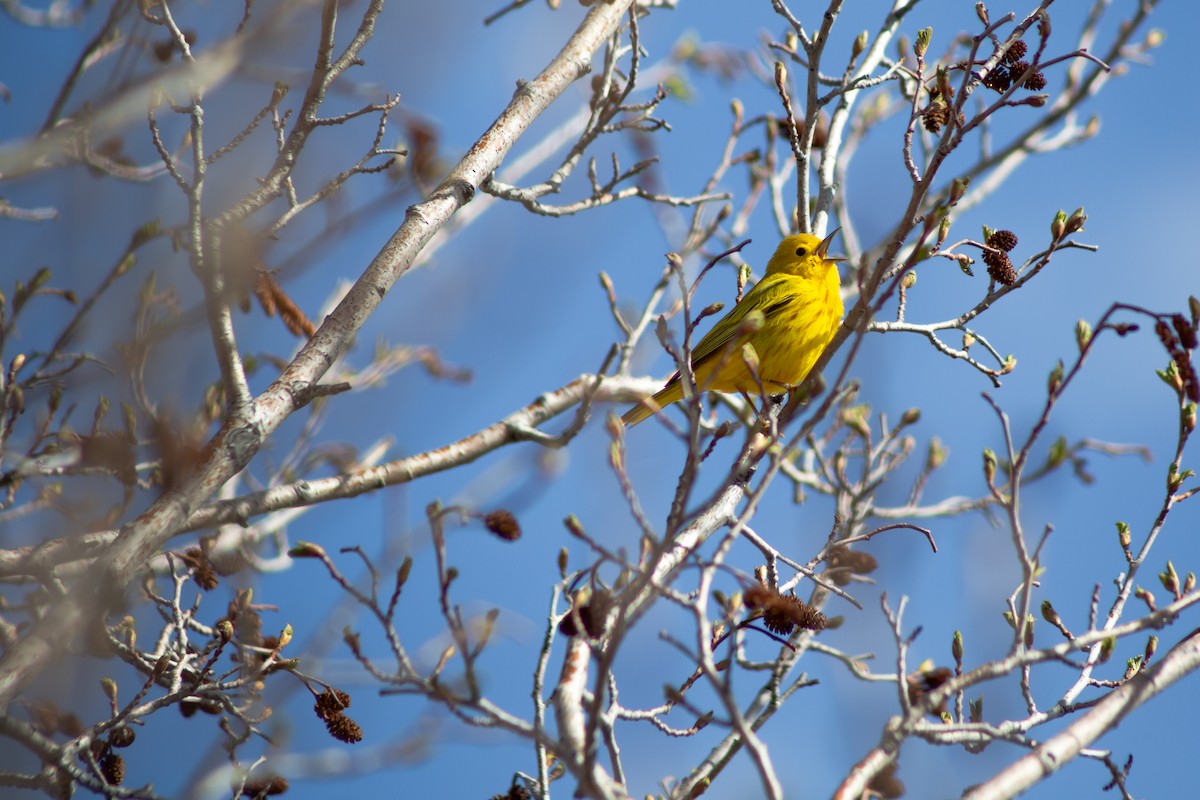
<box><xmin>701</xmin><ymin>269</ymin><xmax>843</xmax><ymax>395</ymax></box>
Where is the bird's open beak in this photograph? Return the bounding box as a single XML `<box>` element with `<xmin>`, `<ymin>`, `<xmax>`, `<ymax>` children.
<box><xmin>817</xmin><ymin>228</ymin><xmax>847</xmax><ymax>263</ymax></box>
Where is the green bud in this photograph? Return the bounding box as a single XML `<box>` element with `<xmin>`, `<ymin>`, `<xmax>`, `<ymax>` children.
<box><xmin>952</xmin><ymin>630</ymin><xmax>964</xmax><ymax>662</ymax></box>
<box><xmin>1051</xmin><ymin>209</ymin><xmax>1067</xmax><ymax>241</ymax></box>
<box><xmin>852</xmin><ymin>30</ymin><xmax>868</xmax><ymax>59</ymax></box>
<box><xmin>564</xmin><ymin>515</ymin><xmax>586</xmax><ymax>538</ymax></box>
<box><xmin>1116</xmin><ymin>521</ymin><xmax>1132</xmax><ymax>550</ymax></box>
<box><xmin>1075</xmin><ymin>319</ymin><xmax>1092</xmax><ymax>352</ymax></box>
<box><xmin>289</xmin><ymin>542</ymin><xmax>327</xmax><ymax>559</ymax></box>
<box><xmin>1160</xmin><ymin>561</ymin><xmax>1181</xmax><ymax>597</ymax></box>
<box><xmin>926</xmin><ymin>436</ymin><xmax>947</xmax><ymax>470</ymax></box>
<box><xmin>915</xmin><ymin>27</ymin><xmax>932</xmax><ymax>57</ymax></box>
<box><xmin>741</xmin><ymin>342</ymin><xmax>760</xmax><ymax>376</ymax></box>
<box><xmin>983</xmin><ymin>448</ymin><xmax>997</xmax><ymax>484</ymax></box>
<box><xmin>712</xmin><ymin>589</ymin><xmax>728</xmax><ymax>611</ymax></box>
<box><xmin>937</xmin><ymin>216</ymin><xmax>952</xmax><ymax>247</ymax></box>
<box><xmin>1047</xmin><ymin>360</ymin><xmax>1064</xmax><ymax>395</ymax></box>
<box><xmin>1046</xmin><ymin>436</ymin><xmax>1067</xmax><ymax>468</ymax></box>
<box><xmin>841</xmin><ymin>404</ymin><xmax>871</xmax><ymax>438</ymax></box>
<box><xmin>1065</xmin><ymin>207</ymin><xmax>1087</xmax><ymax>234</ymax></box>
<box><xmin>902</xmin><ymin>271</ymin><xmax>917</xmax><ymax>289</ymax></box>
<box><xmin>949</xmin><ymin>176</ymin><xmax>970</xmax><ymax>205</ymax></box>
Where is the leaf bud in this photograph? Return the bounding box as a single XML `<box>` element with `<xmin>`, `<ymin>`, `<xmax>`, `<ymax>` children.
<box><xmin>982</xmin><ymin>448</ymin><xmax>997</xmax><ymax>484</ymax></box>
<box><xmin>739</xmin><ymin>309</ymin><xmax>765</xmax><ymax>334</ymax></box>
<box><xmin>564</xmin><ymin>514</ymin><xmax>586</xmax><ymax>539</ymax></box>
<box><xmin>923</xmin><ymin>437</ymin><xmax>946</xmax><ymax>472</ymax></box>
<box><xmin>1116</xmin><ymin>521</ymin><xmax>1132</xmax><ymax>550</ymax></box>
<box><xmin>289</xmin><ymin>542</ymin><xmax>327</xmax><ymax>559</ymax></box>
<box><xmin>1065</xmin><ymin>207</ymin><xmax>1087</xmax><ymax>234</ymax></box>
<box><xmin>949</xmin><ymin>176</ymin><xmax>970</xmax><ymax>204</ymax></box>
<box><xmin>936</xmin><ymin>66</ymin><xmax>952</xmax><ymax>100</ymax></box>
<box><xmin>1047</xmin><ymin>360</ymin><xmax>1064</xmax><ymax>396</ymax></box>
<box><xmin>915</xmin><ymin>27</ymin><xmax>932</xmax><ymax>57</ymax></box>
<box><xmin>1159</xmin><ymin>561</ymin><xmax>1181</xmax><ymax>598</ymax></box>
<box><xmin>1051</xmin><ymin>209</ymin><xmax>1067</xmax><ymax>241</ymax></box>
<box><xmin>902</xmin><ymin>271</ymin><xmax>917</xmax><ymax>289</ymax></box>
<box><xmin>1075</xmin><ymin>319</ymin><xmax>1092</xmax><ymax>352</ymax></box>
<box><xmin>852</xmin><ymin>30</ymin><xmax>868</xmax><ymax>60</ymax></box>
<box><xmin>937</xmin><ymin>216</ymin><xmax>951</xmax><ymax>248</ymax></box>
<box><xmin>969</xmin><ymin>695</ymin><xmax>983</xmax><ymax>722</ymax></box>
<box><xmin>277</xmin><ymin>623</ymin><xmax>293</xmax><ymax>650</ymax></box>
<box><xmin>740</xmin><ymin>342</ymin><xmax>760</xmax><ymax>378</ymax></box>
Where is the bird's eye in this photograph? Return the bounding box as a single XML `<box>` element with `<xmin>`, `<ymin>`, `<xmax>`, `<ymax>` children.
<box><xmin>795</xmin><ymin>246</ymin><xmax>807</xmax><ymax>257</ymax></box>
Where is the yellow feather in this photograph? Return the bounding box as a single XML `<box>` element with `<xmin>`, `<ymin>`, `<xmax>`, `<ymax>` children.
<box><xmin>623</xmin><ymin>232</ymin><xmax>844</xmax><ymax>426</ymax></box>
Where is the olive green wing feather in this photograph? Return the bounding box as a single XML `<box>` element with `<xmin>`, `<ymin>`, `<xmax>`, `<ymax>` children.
<box><xmin>688</xmin><ymin>275</ymin><xmax>795</xmax><ymax>368</ymax></box>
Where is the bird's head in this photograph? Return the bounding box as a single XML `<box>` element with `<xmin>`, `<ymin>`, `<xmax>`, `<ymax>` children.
<box><xmin>764</xmin><ymin>229</ymin><xmax>845</xmax><ymax>279</ymax></box>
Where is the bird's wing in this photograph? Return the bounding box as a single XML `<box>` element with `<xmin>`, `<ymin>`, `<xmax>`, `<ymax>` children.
<box><xmin>688</xmin><ymin>275</ymin><xmax>795</xmax><ymax>368</ymax></box>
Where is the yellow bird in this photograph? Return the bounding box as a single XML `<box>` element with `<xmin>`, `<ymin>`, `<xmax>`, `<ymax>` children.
<box><xmin>622</xmin><ymin>231</ymin><xmax>845</xmax><ymax>426</ymax></box>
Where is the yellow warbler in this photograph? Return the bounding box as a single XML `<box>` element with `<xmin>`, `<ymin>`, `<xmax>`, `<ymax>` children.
<box><xmin>622</xmin><ymin>231</ymin><xmax>845</xmax><ymax>426</ymax></box>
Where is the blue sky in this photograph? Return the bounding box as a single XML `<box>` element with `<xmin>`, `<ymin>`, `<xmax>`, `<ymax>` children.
<box><xmin>2</xmin><ymin>1</ymin><xmax>1198</xmax><ymax>798</ymax></box>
